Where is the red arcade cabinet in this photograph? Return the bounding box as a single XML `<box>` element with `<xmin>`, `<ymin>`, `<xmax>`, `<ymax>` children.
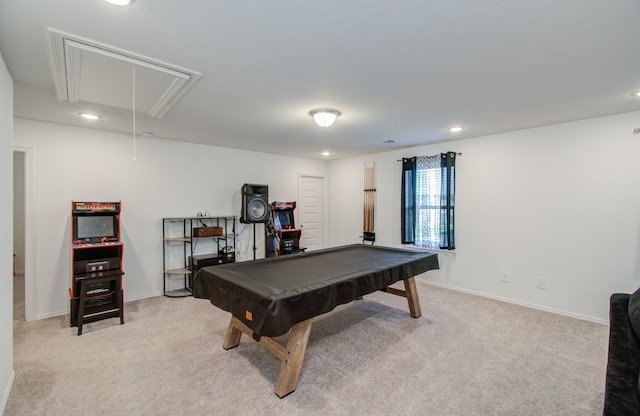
<box><xmin>70</xmin><ymin>201</ymin><xmax>124</xmax><ymax>335</ymax></box>
<box><xmin>266</xmin><ymin>201</ymin><xmax>305</xmax><ymax>256</ymax></box>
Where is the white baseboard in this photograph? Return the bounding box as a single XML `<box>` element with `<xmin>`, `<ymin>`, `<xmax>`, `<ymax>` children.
<box><xmin>125</xmin><ymin>292</ymin><xmax>164</xmax><ymax>303</ymax></box>
<box><xmin>0</xmin><ymin>369</ymin><xmax>15</xmax><ymax>415</ymax></box>
<box><xmin>416</xmin><ymin>278</ymin><xmax>608</xmax><ymax>326</ymax></box>
<box><xmin>32</xmin><ymin>309</ymin><xmax>67</xmax><ymax>321</ymax></box>
<box><xmin>30</xmin><ymin>291</ymin><xmax>165</xmax><ymax>321</ymax></box>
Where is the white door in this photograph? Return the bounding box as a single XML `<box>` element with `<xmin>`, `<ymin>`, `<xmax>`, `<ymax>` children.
<box><xmin>298</xmin><ymin>174</ymin><xmax>324</xmax><ymax>252</ymax></box>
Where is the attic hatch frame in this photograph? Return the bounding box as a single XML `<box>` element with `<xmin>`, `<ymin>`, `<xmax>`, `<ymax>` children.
<box><xmin>47</xmin><ymin>28</ymin><xmax>202</xmax><ymax>119</ymax></box>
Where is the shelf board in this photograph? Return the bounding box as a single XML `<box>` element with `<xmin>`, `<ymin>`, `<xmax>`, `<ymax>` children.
<box><xmin>163</xmin><ymin>216</ymin><xmax>237</xmax><ymax>221</ymax></box>
<box><xmin>191</xmin><ymin>234</ymin><xmax>236</xmax><ymax>240</ymax></box>
<box><xmin>164</xmin><ymin>288</ymin><xmax>192</xmax><ymax>298</ymax></box>
<box><xmin>164</xmin><ymin>268</ymin><xmax>192</xmax><ymax>275</ymax></box>
<box><xmin>164</xmin><ymin>237</ymin><xmax>191</xmax><ymax>243</ymax></box>
<box><xmin>165</xmin><ymin>235</ymin><xmax>235</xmax><ymax>242</ymax></box>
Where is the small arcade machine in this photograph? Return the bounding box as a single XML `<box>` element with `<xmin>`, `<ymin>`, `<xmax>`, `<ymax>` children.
<box><xmin>70</xmin><ymin>201</ymin><xmax>125</xmax><ymax>335</ymax></box>
<box><xmin>266</xmin><ymin>201</ymin><xmax>305</xmax><ymax>256</ymax></box>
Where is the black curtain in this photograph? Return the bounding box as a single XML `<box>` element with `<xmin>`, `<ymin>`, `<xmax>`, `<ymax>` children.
<box><xmin>439</xmin><ymin>152</ymin><xmax>456</xmax><ymax>250</ymax></box>
<box><xmin>401</xmin><ymin>157</ymin><xmax>416</xmax><ymax>244</ymax></box>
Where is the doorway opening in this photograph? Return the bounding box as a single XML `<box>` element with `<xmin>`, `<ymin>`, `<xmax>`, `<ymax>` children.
<box><xmin>13</xmin><ymin>147</ymin><xmax>33</xmax><ymax>322</ymax></box>
<box><xmin>13</xmin><ymin>151</ymin><xmax>25</xmax><ymax>321</ymax></box>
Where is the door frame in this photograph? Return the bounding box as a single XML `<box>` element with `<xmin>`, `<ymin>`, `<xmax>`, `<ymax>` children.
<box><xmin>297</xmin><ymin>172</ymin><xmax>327</xmax><ymax>252</ymax></box>
<box><xmin>13</xmin><ymin>146</ymin><xmax>35</xmax><ymax>321</ymax></box>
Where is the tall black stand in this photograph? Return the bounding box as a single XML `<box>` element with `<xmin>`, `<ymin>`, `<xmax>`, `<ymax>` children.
<box><xmin>252</xmin><ymin>223</ymin><xmax>257</xmax><ymax>260</ymax></box>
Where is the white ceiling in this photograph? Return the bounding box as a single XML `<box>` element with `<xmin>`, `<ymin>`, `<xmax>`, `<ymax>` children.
<box><xmin>1</xmin><ymin>0</ymin><xmax>639</xmax><ymax>160</ymax></box>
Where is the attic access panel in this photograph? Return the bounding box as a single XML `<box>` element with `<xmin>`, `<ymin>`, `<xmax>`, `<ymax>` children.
<box><xmin>48</xmin><ymin>29</ymin><xmax>201</xmax><ymax>118</ymax></box>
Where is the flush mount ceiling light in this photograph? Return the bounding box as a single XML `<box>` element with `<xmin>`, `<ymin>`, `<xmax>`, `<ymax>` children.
<box><xmin>78</xmin><ymin>112</ymin><xmax>100</xmax><ymax>120</ymax></box>
<box><xmin>310</xmin><ymin>108</ymin><xmax>340</xmax><ymax>127</ymax></box>
<box><xmin>104</xmin><ymin>0</ymin><xmax>134</xmax><ymax>5</ymax></box>
<box><xmin>449</xmin><ymin>126</ymin><xmax>464</xmax><ymax>133</ymax></box>
<box><xmin>632</xmin><ymin>90</ymin><xmax>640</xmax><ymax>97</ymax></box>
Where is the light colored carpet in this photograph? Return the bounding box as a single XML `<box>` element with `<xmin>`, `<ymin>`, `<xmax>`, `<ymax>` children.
<box><xmin>7</xmin><ymin>279</ymin><xmax>608</xmax><ymax>415</ymax></box>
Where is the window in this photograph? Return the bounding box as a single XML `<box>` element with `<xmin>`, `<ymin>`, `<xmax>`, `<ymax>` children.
<box><xmin>401</xmin><ymin>152</ymin><xmax>456</xmax><ymax>250</ymax></box>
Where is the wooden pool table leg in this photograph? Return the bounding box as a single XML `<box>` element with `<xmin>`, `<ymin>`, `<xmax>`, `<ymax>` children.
<box><xmin>275</xmin><ymin>318</ymin><xmax>313</xmax><ymax>398</ymax></box>
<box><xmin>221</xmin><ymin>315</ymin><xmax>314</xmax><ymax>398</ymax></box>
<box><xmin>223</xmin><ymin>316</ymin><xmax>243</xmax><ymax>350</ymax></box>
<box><xmin>403</xmin><ymin>277</ymin><xmax>422</xmax><ymax>318</ymax></box>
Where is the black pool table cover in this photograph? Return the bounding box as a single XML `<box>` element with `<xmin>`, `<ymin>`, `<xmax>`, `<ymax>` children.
<box><xmin>193</xmin><ymin>244</ymin><xmax>439</xmax><ymax>337</ymax></box>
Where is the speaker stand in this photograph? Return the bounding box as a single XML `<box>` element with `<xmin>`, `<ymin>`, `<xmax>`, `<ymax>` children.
<box><xmin>252</xmin><ymin>223</ymin><xmax>257</xmax><ymax>260</ymax></box>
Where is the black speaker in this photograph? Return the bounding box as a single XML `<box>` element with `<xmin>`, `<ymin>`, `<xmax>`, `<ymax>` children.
<box><xmin>240</xmin><ymin>184</ymin><xmax>269</xmax><ymax>223</ymax></box>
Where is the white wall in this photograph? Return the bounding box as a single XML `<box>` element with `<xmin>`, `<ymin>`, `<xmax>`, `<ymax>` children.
<box><xmin>0</xmin><ymin>51</ymin><xmax>14</xmax><ymax>414</ymax></box>
<box><xmin>13</xmin><ymin>118</ymin><xmax>328</xmax><ymax>319</ymax></box>
<box><xmin>12</xmin><ymin>108</ymin><xmax>640</xmax><ymax>324</ymax></box>
<box><xmin>329</xmin><ymin>111</ymin><xmax>640</xmax><ymax>323</ymax></box>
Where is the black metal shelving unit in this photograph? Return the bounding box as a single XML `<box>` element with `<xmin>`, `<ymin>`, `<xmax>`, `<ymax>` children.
<box><xmin>162</xmin><ymin>216</ymin><xmax>237</xmax><ymax>297</ymax></box>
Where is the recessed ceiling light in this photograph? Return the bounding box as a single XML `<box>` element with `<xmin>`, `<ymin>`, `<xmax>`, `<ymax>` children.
<box><xmin>104</xmin><ymin>0</ymin><xmax>134</xmax><ymax>5</ymax></box>
<box><xmin>631</xmin><ymin>90</ymin><xmax>640</xmax><ymax>97</ymax></box>
<box><xmin>449</xmin><ymin>126</ymin><xmax>464</xmax><ymax>133</ymax></box>
<box><xmin>78</xmin><ymin>113</ymin><xmax>100</xmax><ymax>120</ymax></box>
<box><xmin>321</xmin><ymin>151</ymin><xmax>331</xmax><ymax>156</ymax></box>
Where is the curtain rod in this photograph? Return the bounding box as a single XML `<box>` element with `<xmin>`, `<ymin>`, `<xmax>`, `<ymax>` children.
<box><xmin>397</xmin><ymin>152</ymin><xmax>462</xmax><ymax>162</ymax></box>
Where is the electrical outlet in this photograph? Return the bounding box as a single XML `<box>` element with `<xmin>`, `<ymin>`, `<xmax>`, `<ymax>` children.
<box><xmin>536</xmin><ymin>277</ymin><xmax>545</xmax><ymax>289</ymax></box>
<box><xmin>501</xmin><ymin>271</ymin><xmax>510</xmax><ymax>283</ymax></box>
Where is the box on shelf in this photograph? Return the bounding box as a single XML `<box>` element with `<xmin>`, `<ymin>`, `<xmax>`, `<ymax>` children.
<box><xmin>193</xmin><ymin>227</ymin><xmax>223</xmax><ymax>237</ymax></box>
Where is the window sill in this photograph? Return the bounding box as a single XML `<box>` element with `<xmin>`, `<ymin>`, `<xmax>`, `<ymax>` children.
<box><xmin>402</xmin><ymin>245</ymin><xmax>456</xmax><ymax>256</ymax></box>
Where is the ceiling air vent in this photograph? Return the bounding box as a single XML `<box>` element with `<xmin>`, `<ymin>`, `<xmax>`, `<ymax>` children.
<box><xmin>47</xmin><ymin>28</ymin><xmax>201</xmax><ymax>119</ymax></box>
